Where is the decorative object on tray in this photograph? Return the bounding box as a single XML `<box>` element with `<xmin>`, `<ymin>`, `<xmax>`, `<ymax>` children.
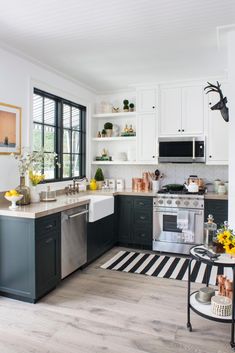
<box><xmin>0</xmin><ymin>102</ymin><xmax>21</xmax><ymax>155</ymax></box>
<box><xmin>104</xmin><ymin>122</ymin><xmax>113</xmax><ymax>137</ymax></box>
<box><xmin>123</xmin><ymin>99</ymin><xmax>129</xmax><ymax>112</ymax></box>
<box><xmin>195</xmin><ymin>287</ymin><xmax>215</xmax><ymax>304</ymax></box>
<box><xmin>216</xmin><ymin>222</ymin><xmax>235</xmax><ymax>255</ymax></box>
<box><xmin>4</xmin><ymin>190</ymin><xmax>23</xmax><ymax>210</ymax></box>
<box><xmin>40</xmin><ymin>186</ymin><xmax>57</xmax><ymax>202</ymax></box>
<box><xmin>89</xmin><ymin>179</ymin><xmax>97</xmax><ymax>191</ymax></box>
<box><xmin>211</xmin><ymin>295</ymin><xmax>232</xmax><ymax>316</ymax></box>
<box><xmin>217</xmin><ymin>274</ymin><xmax>233</xmax><ymax>299</ymax></box>
<box><xmin>29</xmin><ymin>170</ymin><xmax>45</xmax><ymax>203</ymax></box>
<box><xmin>204</xmin><ymin>214</ymin><xmax>217</xmax><ymax>249</ymax></box>
<box><xmin>112</xmin><ymin>107</ymin><xmax>120</xmax><ymax>113</ymax></box>
<box><xmin>95</xmin><ymin>148</ymin><xmax>112</xmax><ymax>161</ymax></box>
<box><xmin>121</xmin><ymin>124</ymin><xmax>136</xmax><ymax>136</ymax></box>
<box><xmin>94</xmin><ymin>168</ymin><xmax>104</xmax><ymax>190</ymax></box>
<box><xmin>101</xmin><ymin>129</ymin><xmax>106</xmax><ymax>138</ymax></box>
<box><xmin>129</xmin><ymin>103</ymin><xmax>135</xmax><ymax>112</ymax></box>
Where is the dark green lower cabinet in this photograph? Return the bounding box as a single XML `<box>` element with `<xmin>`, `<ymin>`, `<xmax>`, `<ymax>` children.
<box><xmin>87</xmin><ymin>214</ymin><xmax>116</xmax><ymax>263</ymax></box>
<box><xmin>0</xmin><ymin>213</ymin><xmax>61</xmax><ymax>303</ymax></box>
<box><xmin>117</xmin><ymin>196</ymin><xmax>153</xmax><ymax>249</ymax></box>
<box><xmin>204</xmin><ymin>199</ymin><xmax>228</xmax><ymax>227</ymax></box>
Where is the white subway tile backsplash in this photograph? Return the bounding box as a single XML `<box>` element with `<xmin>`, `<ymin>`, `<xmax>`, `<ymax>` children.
<box><xmin>91</xmin><ymin>164</ymin><xmax>228</xmax><ymax>189</ymax></box>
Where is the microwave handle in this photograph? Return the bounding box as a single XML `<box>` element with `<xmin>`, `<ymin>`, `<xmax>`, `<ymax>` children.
<box><xmin>192</xmin><ymin>138</ymin><xmax>195</xmax><ymax>160</ymax></box>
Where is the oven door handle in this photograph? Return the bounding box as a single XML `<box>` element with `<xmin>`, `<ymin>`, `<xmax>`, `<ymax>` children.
<box><xmin>192</xmin><ymin>138</ymin><xmax>196</xmax><ymax>160</ymax></box>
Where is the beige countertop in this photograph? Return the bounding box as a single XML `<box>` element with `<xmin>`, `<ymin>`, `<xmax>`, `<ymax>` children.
<box><xmin>0</xmin><ymin>189</ymin><xmax>228</xmax><ymax>219</ymax></box>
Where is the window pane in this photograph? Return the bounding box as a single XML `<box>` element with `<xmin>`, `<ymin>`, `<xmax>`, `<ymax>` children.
<box><xmin>63</xmin><ymin>130</ymin><xmax>71</xmax><ymax>153</ymax></box>
<box><xmin>63</xmin><ymin>104</ymin><xmax>70</xmax><ymax>128</ymax></box>
<box><xmin>72</xmin><ymin>155</ymin><xmax>80</xmax><ymax>177</ymax></box>
<box><xmin>44</xmin><ymin>98</ymin><xmax>55</xmax><ymax>125</ymax></box>
<box><xmin>44</xmin><ymin>153</ymin><xmax>55</xmax><ymax>180</ymax></box>
<box><xmin>72</xmin><ymin>131</ymin><xmax>80</xmax><ymax>153</ymax></box>
<box><xmin>63</xmin><ymin>154</ymin><xmax>71</xmax><ymax>178</ymax></box>
<box><xmin>33</xmin><ymin>123</ymin><xmax>42</xmax><ymax>151</ymax></box>
<box><xmin>72</xmin><ymin>107</ymin><xmax>80</xmax><ymax>130</ymax></box>
<box><xmin>33</xmin><ymin>94</ymin><xmax>43</xmax><ymax>122</ymax></box>
<box><xmin>44</xmin><ymin>126</ymin><xmax>55</xmax><ymax>152</ymax></box>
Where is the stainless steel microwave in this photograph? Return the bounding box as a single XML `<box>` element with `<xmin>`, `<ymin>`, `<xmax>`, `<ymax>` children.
<box><xmin>158</xmin><ymin>137</ymin><xmax>205</xmax><ymax>163</ymax></box>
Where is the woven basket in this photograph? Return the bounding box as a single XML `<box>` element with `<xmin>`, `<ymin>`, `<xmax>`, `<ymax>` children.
<box><xmin>211</xmin><ymin>295</ymin><xmax>232</xmax><ymax>317</ymax></box>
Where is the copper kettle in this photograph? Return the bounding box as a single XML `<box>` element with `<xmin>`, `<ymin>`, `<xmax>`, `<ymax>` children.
<box><xmin>187</xmin><ymin>175</ymin><xmax>205</xmax><ymax>190</ymax></box>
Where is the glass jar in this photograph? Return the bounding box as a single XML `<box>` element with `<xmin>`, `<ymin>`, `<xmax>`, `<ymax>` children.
<box><xmin>204</xmin><ymin>214</ymin><xmax>217</xmax><ymax>249</ymax></box>
<box><xmin>16</xmin><ymin>175</ymin><xmax>30</xmax><ymax>205</ymax></box>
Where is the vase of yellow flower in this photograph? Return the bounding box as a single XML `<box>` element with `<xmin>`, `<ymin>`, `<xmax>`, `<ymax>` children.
<box><xmin>29</xmin><ymin>171</ymin><xmax>45</xmax><ymax>203</ymax></box>
<box><xmin>216</xmin><ymin>222</ymin><xmax>235</xmax><ymax>256</ymax></box>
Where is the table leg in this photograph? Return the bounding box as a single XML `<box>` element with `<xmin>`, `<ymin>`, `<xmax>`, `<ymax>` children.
<box><xmin>206</xmin><ymin>264</ymin><xmax>211</xmax><ymax>287</ymax></box>
<box><xmin>230</xmin><ymin>267</ymin><xmax>235</xmax><ymax>348</ymax></box>
<box><xmin>187</xmin><ymin>258</ymin><xmax>192</xmax><ymax>332</ymax></box>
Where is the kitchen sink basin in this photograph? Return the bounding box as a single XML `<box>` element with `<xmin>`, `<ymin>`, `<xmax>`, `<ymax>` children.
<box><xmin>78</xmin><ymin>195</ymin><xmax>114</xmax><ymax>222</ymax></box>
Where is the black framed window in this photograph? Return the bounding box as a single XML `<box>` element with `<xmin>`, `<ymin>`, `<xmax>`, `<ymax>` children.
<box><xmin>33</xmin><ymin>88</ymin><xmax>86</xmax><ymax>182</ymax></box>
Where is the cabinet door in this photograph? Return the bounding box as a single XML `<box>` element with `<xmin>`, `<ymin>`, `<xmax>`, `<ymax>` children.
<box><xmin>160</xmin><ymin>87</ymin><xmax>182</xmax><ymax>136</ymax></box>
<box><xmin>204</xmin><ymin>200</ymin><xmax>228</xmax><ymax>227</ymax></box>
<box><xmin>182</xmin><ymin>86</ymin><xmax>204</xmax><ymax>135</ymax></box>
<box><xmin>137</xmin><ymin>88</ymin><xmax>157</xmax><ymax>113</ymax></box>
<box><xmin>207</xmin><ymin>88</ymin><xmax>229</xmax><ymax>164</ymax></box>
<box><xmin>36</xmin><ymin>229</ymin><xmax>60</xmax><ymax>298</ymax></box>
<box><xmin>118</xmin><ymin>196</ymin><xmax>133</xmax><ymax>243</ymax></box>
<box><xmin>137</xmin><ymin>113</ymin><xmax>157</xmax><ymax>162</ymax></box>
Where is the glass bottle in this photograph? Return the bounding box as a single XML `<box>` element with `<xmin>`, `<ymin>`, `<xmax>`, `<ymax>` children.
<box><xmin>204</xmin><ymin>214</ymin><xmax>217</xmax><ymax>249</ymax></box>
<box><xmin>16</xmin><ymin>175</ymin><xmax>31</xmax><ymax>205</ymax></box>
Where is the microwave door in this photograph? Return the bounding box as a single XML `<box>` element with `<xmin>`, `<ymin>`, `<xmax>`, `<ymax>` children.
<box><xmin>159</xmin><ymin>141</ymin><xmax>193</xmax><ymax>163</ymax></box>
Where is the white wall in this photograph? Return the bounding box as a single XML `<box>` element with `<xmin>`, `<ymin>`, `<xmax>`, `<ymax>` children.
<box><xmin>0</xmin><ymin>47</ymin><xmax>95</xmax><ymax>192</ymax></box>
<box><xmin>228</xmin><ymin>31</ymin><xmax>235</xmax><ymax>228</ymax></box>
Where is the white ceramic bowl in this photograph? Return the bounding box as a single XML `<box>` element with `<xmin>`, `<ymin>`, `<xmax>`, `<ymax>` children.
<box><xmin>5</xmin><ymin>195</ymin><xmax>23</xmax><ymax>209</ymax></box>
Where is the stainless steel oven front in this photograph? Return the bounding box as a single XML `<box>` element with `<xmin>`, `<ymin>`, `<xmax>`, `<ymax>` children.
<box><xmin>152</xmin><ymin>197</ymin><xmax>204</xmax><ymax>254</ymax></box>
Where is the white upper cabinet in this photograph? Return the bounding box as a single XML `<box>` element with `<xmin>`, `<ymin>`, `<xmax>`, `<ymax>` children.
<box><xmin>160</xmin><ymin>87</ymin><xmax>182</xmax><ymax>136</ymax></box>
<box><xmin>206</xmin><ymin>85</ymin><xmax>229</xmax><ymax>165</ymax></box>
<box><xmin>182</xmin><ymin>86</ymin><xmax>204</xmax><ymax>135</ymax></box>
<box><xmin>137</xmin><ymin>113</ymin><xmax>157</xmax><ymax>163</ymax></box>
<box><xmin>159</xmin><ymin>85</ymin><xmax>205</xmax><ymax>136</ymax></box>
<box><xmin>137</xmin><ymin>87</ymin><xmax>157</xmax><ymax>113</ymax></box>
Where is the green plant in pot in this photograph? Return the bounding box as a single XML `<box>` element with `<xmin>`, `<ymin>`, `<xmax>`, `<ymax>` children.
<box><xmin>129</xmin><ymin>103</ymin><xmax>135</xmax><ymax>112</ymax></box>
<box><xmin>101</xmin><ymin>129</ymin><xmax>106</xmax><ymax>138</ymax></box>
<box><xmin>123</xmin><ymin>99</ymin><xmax>129</xmax><ymax>112</ymax></box>
<box><xmin>94</xmin><ymin>167</ymin><xmax>104</xmax><ymax>189</ymax></box>
<box><xmin>104</xmin><ymin>122</ymin><xmax>113</xmax><ymax>137</ymax></box>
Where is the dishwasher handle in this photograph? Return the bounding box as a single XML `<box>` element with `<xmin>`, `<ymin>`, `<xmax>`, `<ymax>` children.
<box><xmin>68</xmin><ymin>209</ymin><xmax>89</xmax><ymax>219</ymax></box>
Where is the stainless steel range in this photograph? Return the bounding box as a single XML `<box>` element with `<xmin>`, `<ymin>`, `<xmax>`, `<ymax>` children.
<box><xmin>152</xmin><ymin>192</ymin><xmax>204</xmax><ymax>254</ymax></box>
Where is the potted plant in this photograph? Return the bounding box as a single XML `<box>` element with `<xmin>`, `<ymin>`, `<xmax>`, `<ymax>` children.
<box><xmin>123</xmin><ymin>99</ymin><xmax>129</xmax><ymax>112</ymax></box>
<box><xmin>94</xmin><ymin>168</ymin><xmax>104</xmax><ymax>189</ymax></box>
<box><xmin>129</xmin><ymin>103</ymin><xmax>135</xmax><ymax>112</ymax></box>
<box><xmin>104</xmin><ymin>122</ymin><xmax>113</xmax><ymax>137</ymax></box>
<box><xmin>29</xmin><ymin>170</ymin><xmax>45</xmax><ymax>203</ymax></box>
<box><xmin>101</xmin><ymin>129</ymin><xmax>106</xmax><ymax>138</ymax></box>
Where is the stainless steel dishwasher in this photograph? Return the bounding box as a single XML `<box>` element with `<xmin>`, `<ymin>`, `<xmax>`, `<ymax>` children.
<box><xmin>61</xmin><ymin>204</ymin><xmax>89</xmax><ymax>279</ymax></box>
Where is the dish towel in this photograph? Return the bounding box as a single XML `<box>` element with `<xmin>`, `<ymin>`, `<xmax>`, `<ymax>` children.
<box><xmin>177</xmin><ymin>210</ymin><xmax>189</xmax><ymax>230</ymax></box>
<box><xmin>184</xmin><ymin>211</ymin><xmax>195</xmax><ymax>243</ymax></box>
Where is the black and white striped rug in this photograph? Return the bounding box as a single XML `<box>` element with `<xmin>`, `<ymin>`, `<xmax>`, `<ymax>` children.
<box><xmin>101</xmin><ymin>250</ymin><xmax>228</xmax><ymax>285</ymax></box>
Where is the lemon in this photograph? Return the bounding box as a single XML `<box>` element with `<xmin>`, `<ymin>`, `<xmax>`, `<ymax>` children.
<box><xmin>5</xmin><ymin>191</ymin><xmax>11</xmax><ymax>197</ymax></box>
<box><xmin>10</xmin><ymin>189</ymin><xmax>18</xmax><ymax>196</ymax></box>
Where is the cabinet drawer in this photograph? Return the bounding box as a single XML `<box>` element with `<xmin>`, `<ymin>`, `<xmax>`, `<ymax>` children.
<box><xmin>134</xmin><ymin>209</ymin><xmax>152</xmax><ymax>225</ymax></box>
<box><xmin>36</xmin><ymin>213</ymin><xmax>60</xmax><ymax>236</ymax></box>
<box><xmin>133</xmin><ymin>227</ymin><xmax>152</xmax><ymax>245</ymax></box>
<box><xmin>134</xmin><ymin>197</ymin><xmax>152</xmax><ymax>209</ymax></box>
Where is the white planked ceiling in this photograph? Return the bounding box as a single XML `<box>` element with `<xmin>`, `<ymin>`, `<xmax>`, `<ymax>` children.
<box><xmin>0</xmin><ymin>0</ymin><xmax>234</xmax><ymax>92</ymax></box>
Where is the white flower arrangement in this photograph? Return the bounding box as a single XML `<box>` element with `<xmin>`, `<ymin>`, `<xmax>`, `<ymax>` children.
<box><xmin>12</xmin><ymin>148</ymin><xmax>61</xmax><ymax>176</ymax></box>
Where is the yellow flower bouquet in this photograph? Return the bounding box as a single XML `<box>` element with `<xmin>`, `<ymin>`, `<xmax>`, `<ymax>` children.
<box><xmin>217</xmin><ymin>225</ymin><xmax>235</xmax><ymax>256</ymax></box>
<box><xmin>29</xmin><ymin>170</ymin><xmax>45</xmax><ymax>186</ymax></box>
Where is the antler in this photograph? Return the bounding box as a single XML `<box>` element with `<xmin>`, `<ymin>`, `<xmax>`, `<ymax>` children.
<box><xmin>204</xmin><ymin>81</ymin><xmax>224</xmax><ymax>100</ymax></box>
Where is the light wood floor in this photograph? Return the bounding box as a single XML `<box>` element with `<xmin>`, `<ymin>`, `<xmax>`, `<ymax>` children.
<box><xmin>0</xmin><ymin>246</ymin><xmax>232</xmax><ymax>353</ymax></box>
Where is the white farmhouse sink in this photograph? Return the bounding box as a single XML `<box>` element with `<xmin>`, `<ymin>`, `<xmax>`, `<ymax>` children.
<box><xmin>79</xmin><ymin>195</ymin><xmax>114</xmax><ymax>222</ymax></box>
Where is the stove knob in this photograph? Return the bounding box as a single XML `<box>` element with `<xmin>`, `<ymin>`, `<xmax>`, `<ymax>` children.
<box><xmin>158</xmin><ymin>199</ymin><xmax>164</xmax><ymax>205</ymax></box>
<box><xmin>175</xmin><ymin>200</ymin><xmax>181</xmax><ymax>206</ymax></box>
<box><xmin>193</xmin><ymin>201</ymin><xmax>199</xmax><ymax>207</ymax></box>
<box><xmin>166</xmin><ymin>199</ymin><xmax>172</xmax><ymax>205</ymax></box>
<box><xmin>184</xmin><ymin>200</ymin><xmax>189</xmax><ymax>206</ymax></box>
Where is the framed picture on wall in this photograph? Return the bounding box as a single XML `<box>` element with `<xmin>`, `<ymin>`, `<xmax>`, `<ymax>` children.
<box><xmin>0</xmin><ymin>102</ymin><xmax>21</xmax><ymax>155</ymax></box>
